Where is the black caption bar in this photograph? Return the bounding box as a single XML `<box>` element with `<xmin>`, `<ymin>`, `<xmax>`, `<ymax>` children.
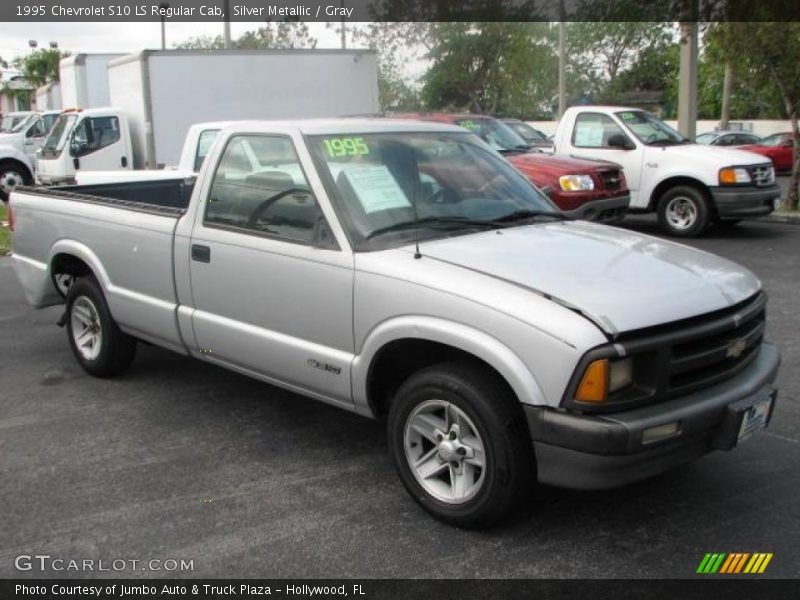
<box><xmin>3</xmin><ymin>0</ymin><xmax>800</xmax><ymax>22</ymax></box>
<box><xmin>1</xmin><ymin>580</ymin><xmax>798</xmax><ymax>600</ymax></box>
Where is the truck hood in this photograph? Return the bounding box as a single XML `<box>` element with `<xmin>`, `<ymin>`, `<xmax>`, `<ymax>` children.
<box><xmin>0</xmin><ymin>132</ymin><xmax>24</xmax><ymax>149</ymax></box>
<box><xmin>413</xmin><ymin>221</ymin><xmax>760</xmax><ymax>335</ymax></box>
<box><xmin>655</xmin><ymin>143</ymin><xmax>773</xmax><ymax>167</ymax></box>
<box><xmin>508</xmin><ymin>151</ymin><xmax>620</xmax><ymax>175</ymax></box>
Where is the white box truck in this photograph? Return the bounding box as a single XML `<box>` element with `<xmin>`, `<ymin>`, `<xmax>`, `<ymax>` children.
<box><xmin>35</xmin><ymin>82</ymin><xmax>62</xmax><ymax>111</ymax></box>
<box><xmin>36</xmin><ymin>49</ymin><xmax>380</xmax><ymax>185</ymax></box>
<box><xmin>59</xmin><ymin>53</ymin><xmax>125</xmax><ymax>109</ymax></box>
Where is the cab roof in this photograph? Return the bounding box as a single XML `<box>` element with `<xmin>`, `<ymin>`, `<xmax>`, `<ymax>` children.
<box><xmin>219</xmin><ymin>118</ymin><xmax>467</xmax><ymax>136</ymax></box>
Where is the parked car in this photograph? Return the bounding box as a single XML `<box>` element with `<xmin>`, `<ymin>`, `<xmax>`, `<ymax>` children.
<box><xmin>0</xmin><ymin>110</ymin><xmax>62</xmax><ymax>201</ymax></box>
<box><xmin>738</xmin><ymin>132</ymin><xmax>795</xmax><ymax>172</ymax></box>
<box><xmin>501</xmin><ymin>118</ymin><xmax>555</xmax><ymax>152</ymax></box>
<box><xmin>695</xmin><ymin>131</ymin><xmax>762</xmax><ymax>147</ymax></box>
<box><xmin>9</xmin><ymin>119</ymin><xmax>780</xmax><ymax>527</ymax></box>
<box><xmin>553</xmin><ymin>106</ymin><xmax>780</xmax><ymax>236</ymax></box>
<box><xmin>395</xmin><ymin>113</ymin><xmax>629</xmax><ymax>223</ymax></box>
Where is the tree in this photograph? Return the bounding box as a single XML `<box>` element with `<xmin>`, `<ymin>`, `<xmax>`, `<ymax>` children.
<box><xmin>177</xmin><ymin>23</ymin><xmax>317</xmax><ymax>50</ymax></box>
<box><xmin>566</xmin><ymin>22</ymin><xmax>675</xmax><ymax>104</ymax></box>
<box><xmin>351</xmin><ymin>23</ymin><xmax>429</xmax><ymax>111</ymax></box>
<box><xmin>422</xmin><ymin>23</ymin><xmax>556</xmax><ymax>117</ymax></box>
<box><xmin>13</xmin><ymin>48</ymin><xmax>67</xmax><ymax>87</ymax></box>
<box><xmin>711</xmin><ymin>22</ymin><xmax>800</xmax><ymax>210</ymax></box>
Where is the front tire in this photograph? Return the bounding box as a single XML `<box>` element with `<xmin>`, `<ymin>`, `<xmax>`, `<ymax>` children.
<box><xmin>387</xmin><ymin>361</ymin><xmax>533</xmax><ymax>528</ymax></box>
<box><xmin>657</xmin><ymin>185</ymin><xmax>710</xmax><ymax>237</ymax></box>
<box><xmin>66</xmin><ymin>276</ymin><xmax>137</xmax><ymax>377</ymax></box>
<box><xmin>0</xmin><ymin>160</ymin><xmax>31</xmax><ymax>202</ymax></box>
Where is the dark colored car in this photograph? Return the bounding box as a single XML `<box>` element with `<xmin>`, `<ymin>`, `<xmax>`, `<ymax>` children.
<box><xmin>695</xmin><ymin>131</ymin><xmax>763</xmax><ymax>147</ymax></box>
<box><xmin>393</xmin><ymin>113</ymin><xmax>630</xmax><ymax>222</ymax></box>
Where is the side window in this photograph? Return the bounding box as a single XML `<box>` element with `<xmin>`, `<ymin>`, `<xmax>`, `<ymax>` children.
<box><xmin>194</xmin><ymin>129</ymin><xmax>220</xmax><ymax>172</ymax></box>
<box><xmin>572</xmin><ymin>113</ymin><xmax>628</xmax><ymax>148</ymax></box>
<box><xmin>26</xmin><ymin>118</ymin><xmax>46</xmax><ymax>138</ymax></box>
<box><xmin>205</xmin><ymin>135</ymin><xmax>323</xmax><ymax>244</ymax></box>
<box><xmin>717</xmin><ymin>134</ymin><xmax>736</xmax><ymax>146</ymax></box>
<box><xmin>71</xmin><ymin>116</ymin><xmax>121</xmax><ymax>156</ymax></box>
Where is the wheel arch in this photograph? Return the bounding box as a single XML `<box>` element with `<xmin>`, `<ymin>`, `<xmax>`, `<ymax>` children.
<box><xmin>648</xmin><ymin>175</ymin><xmax>712</xmax><ymax>212</ymax></box>
<box><xmin>49</xmin><ymin>240</ymin><xmax>113</xmax><ymax>297</ymax></box>
<box><xmin>352</xmin><ymin>316</ymin><xmax>547</xmax><ymax>419</ymax></box>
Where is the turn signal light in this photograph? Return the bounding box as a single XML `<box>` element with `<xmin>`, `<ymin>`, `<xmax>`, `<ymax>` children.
<box><xmin>575</xmin><ymin>359</ymin><xmax>608</xmax><ymax>403</ymax></box>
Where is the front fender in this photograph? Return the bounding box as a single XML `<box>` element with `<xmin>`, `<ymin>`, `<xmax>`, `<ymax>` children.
<box><xmin>0</xmin><ymin>144</ymin><xmax>34</xmax><ymax>173</ymax></box>
<box><xmin>351</xmin><ymin>315</ymin><xmax>547</xmax><ymax>417</ymax></box>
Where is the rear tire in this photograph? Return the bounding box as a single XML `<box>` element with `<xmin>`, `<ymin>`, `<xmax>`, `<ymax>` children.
<box><xmin>387</xmin><ymin>361</ymin><xmax>533</xmax><ymax>528</ymax></box>
<box><xmin>66</xmin><ymin>276</ymin><xmax>136</xmax><ymax>377</ymax></box>
<box><xmin>657</xmin><ymin>185</ymin><xmax>710</xmax><ymax>237</ymax></box>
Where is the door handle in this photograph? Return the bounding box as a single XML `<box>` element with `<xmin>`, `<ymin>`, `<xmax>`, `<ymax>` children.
<box><xmin>121</xmin><ymin>156</ymin><xmax>128</xmax><ymax>167</ymax></box>
<box><xmin>191</xmin><ymin>244</ymin><xmax>211</xmax><ymax>263</ymax></box>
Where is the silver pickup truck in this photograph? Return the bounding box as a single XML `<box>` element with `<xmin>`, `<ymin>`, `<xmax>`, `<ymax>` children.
<box><xmin>9</xmin><ymin>119</ymin><xmax>781</xmax><ymax>527</ymax></box>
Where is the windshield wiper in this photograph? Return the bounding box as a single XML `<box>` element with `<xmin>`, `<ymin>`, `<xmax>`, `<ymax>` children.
<box><xmin>364</xmin><ymin>216</ymin><xmax>500</xmax><ymax>240</ymax></box>
<box><xmin>490</xmin><ymin>209</ymin><xmax>572</xmax><ymax>224</ymax></box>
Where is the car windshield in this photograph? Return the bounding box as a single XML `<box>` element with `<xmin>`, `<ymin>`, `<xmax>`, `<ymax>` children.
<box><xmin>8</xmin><ymin>114</ymin><xmax>34</xmax><ymax>134</ymax></box>
<box><xmin>506</xmin><ymin>121</ymin><xmax>548</xmax><ymax>143</ymax></box>
<box><xmin>309</xmin><ymin>131</ymin><xmax>558</xmax><ymax>251</ymax></box>
<box><xmin>760</xmin><ymin>134</ymin><xmax>789</xmax><ymax>147</ymax></box>
<box><xmin>695</xmin><ymin>132</ymin><xmax>717</xmax><ymax>145</ymax></box>
<box><xmin>453</xmin><ymin>117</ymin><xmax>531</xmax><ymax>152</ymax></box>
<box><xmin>41</xmin><ymin>114</ymin><xmax>77</xmax><ymax>159</ymax></box>
<box><xmin>616</xmin><ymin>110</ymin><xmax>688</xmax><ymax>145</ymax></box>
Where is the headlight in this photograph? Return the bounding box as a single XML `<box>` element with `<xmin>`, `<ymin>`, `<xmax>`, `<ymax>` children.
<box><xmin>574</xmin><ymin>357</ymin><xmax>633</xmax><ymax>403</ymax></box>
<box><xmin>719</xmin><ymin>167</ymin><xmax>751</xmax><ymax>185</ymax></box>
<box><xmin>559</xmin><ymin>174</ymin><xmax>595</xmax><ymax>191</ymax></box>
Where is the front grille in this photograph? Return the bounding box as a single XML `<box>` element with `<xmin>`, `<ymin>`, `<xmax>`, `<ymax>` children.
<box><xmin>598</xmin><ymin>169</ymin><xmax>623</xmax><ymax>191</ymax></box>
<box><xmin>565</xmin><ymin>292</ymin><xmax>768</xmax><ymax>413</ymax></box>
<box><xmin>750</xmin><ymin>164</ymin><xmax>775</xmax><ymax>186</ymax></box>
<box><xmin>667</xmin><ymin>307</ymin><xmax>765</xmax><ymax>396</ymax></box>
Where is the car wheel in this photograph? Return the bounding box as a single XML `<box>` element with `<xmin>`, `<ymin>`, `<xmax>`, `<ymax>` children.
<box><xmin>0</xmin><ymin>160</ymin><xmax>31</xmax><ymax>202</ymax></box>
<box><xmin>66</xmin><ymin>276</ymin><xmax>137</xmax><ymax>377</ymax></box>
<box><xmin>387</xmin><ymin>361</ymin><xmax>533</xmax><ymax>528</ymax></box>
<box><xmin>657</xmin><ymin>185</ymin><xmax>709</xmax><ymax>237</ymax></box>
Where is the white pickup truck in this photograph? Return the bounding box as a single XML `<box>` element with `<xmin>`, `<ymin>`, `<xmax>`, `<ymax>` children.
<box><xmin>553</xmin><ymin>106</ymin><xmax>781</xmax><ymax>236</ymax></box>
<box><xmin>0</xmin><ymin>110</ymin><xmax>61</xmax><ymax>201</ymax></box>
<box><xmin>9</xmin><ymin>119</ymin><xmax>780</xmax><ymax>527</ymax></box>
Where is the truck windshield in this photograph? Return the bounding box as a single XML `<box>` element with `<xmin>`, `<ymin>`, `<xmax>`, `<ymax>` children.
<box><xmin>8</xmin><ymin>114</ymin><xmax>34</xmax><ymax>134</ymax></box>
<box><xmin>309</xmin><ymin>131</ymin><xmax>558</xmax><ymax>250</ymax></box>
<box><xmin>455</xmin><ymin>118</ymin><xmax>531</xmax><ymax>153</ymax></box>
<box><xmin>616</xmin><ymin>110</ymin><xmax>688</xmax><ymax>146</ymax></box>
<box><xmin>41</xmin><ymin>114</ymin><xmax>78</xmax><ymax>159</ymax></box>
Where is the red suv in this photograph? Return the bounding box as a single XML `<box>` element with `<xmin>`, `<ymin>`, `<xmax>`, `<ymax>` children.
<box><xmin>393</xmin><ymin>113</ymin><xmax>630</xmax><ymax>222</ymax></box>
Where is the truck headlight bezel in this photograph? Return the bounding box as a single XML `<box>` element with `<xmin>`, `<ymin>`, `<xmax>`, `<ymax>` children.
<box><xmin>719</xmin><ymin>167</ymin><xmax>752</xmax><ymax>185</ymax></box>
<box><xmin>558</xmin><ymin>174</ymin><xmax>595</xmax><ymax>191</ymax></box>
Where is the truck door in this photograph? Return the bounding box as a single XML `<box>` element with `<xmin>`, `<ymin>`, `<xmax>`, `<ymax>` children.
<box><xmin>70</xmin><ymin>115</ymin><xmax>131</xmax><ymax>172</ymax></box>
<box><xmin>567</xmin><ymin>111</ymin><xmax>645</xmax><ymax>207</ymax></box>
<box><xmin>187</xmin><ymin>133</ymin><xmax>355</xmax><ymax>407</ymax></box>
<box><xmin>23</xmin><ymin>117</ymin><xmax>48</xmax><ymax>161</ymax></box>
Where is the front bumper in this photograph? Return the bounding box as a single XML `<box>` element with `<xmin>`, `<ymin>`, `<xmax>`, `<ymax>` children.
<box><xmin>710</xmin><ymin>184</ymin><xmax>781</xmax><ymax>219</ymax></box>
<box><xmin>526</xmin><ymin>342</ymin><xmax>780</xmax><ymax>490</ymax></box>
<box><xmin>560</xmin><ymin>194</ymin><xmax>630</xmax><ymax>223</ymax></box>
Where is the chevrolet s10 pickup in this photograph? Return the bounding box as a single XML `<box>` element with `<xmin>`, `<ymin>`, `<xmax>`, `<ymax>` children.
<box><xmin>9</xmin><ymin>119</ymin><xmax>780</xmax><ymax>527</ymax></box>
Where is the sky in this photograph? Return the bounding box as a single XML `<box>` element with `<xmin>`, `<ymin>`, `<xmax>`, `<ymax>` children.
<box><xmin>0</xmin><ymin>21</ymin><xmax>354</xmax><ymax>68</ymax></box>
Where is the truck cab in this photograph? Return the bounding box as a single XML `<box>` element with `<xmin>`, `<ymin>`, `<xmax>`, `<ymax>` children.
<box><xmin>554</xmin><ymin>106</ymin><xmax>781</xmax><ymax>236</ymax></box>
<box><xmin>37</xmin><ymin>108</ymin><xmax>133</xmax><ymax>186</ymax></box>
<box><xmin>0</xmin><ymin>110</ymin><xmax>62</xmax><ymax>201</ymax></box>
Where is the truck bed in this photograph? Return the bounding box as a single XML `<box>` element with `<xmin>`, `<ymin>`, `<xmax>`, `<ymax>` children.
<box><xmin>18</xmin><ymin>177</ymin><xmax>194</xmax><ymax>216</ymax></box>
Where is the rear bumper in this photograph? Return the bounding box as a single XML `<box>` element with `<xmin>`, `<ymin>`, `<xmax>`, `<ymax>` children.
<box><xmin>561</xmin><ymin>194</ymin><xmax>630</xmax><ymax>223</ymax></box>
<box><xmin>710</xmin><ymin>185</ymin><xmax>781</xmax><ymax>219</ymax></box>
<box><xmin>526</xmin><ymin>342</ymin><xmax>780</xmax><ymax>490</ymax></box>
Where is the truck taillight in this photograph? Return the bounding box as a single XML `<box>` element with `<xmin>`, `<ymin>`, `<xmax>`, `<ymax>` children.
<box><xmin>6</xmin><ymin>199</ymin><xmax>13</xmax><ymax>231</ymax></box>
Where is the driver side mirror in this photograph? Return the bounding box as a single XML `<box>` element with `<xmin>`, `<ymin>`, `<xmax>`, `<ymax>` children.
<box><xmin>607</xmin><ymin>134</ymin><xmax>635</xmax><ymax>150</ymax></box>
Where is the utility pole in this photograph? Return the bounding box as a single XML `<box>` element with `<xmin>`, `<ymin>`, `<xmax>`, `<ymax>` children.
<box><xmin>677</xmin><ymin>21</ymin><xmax>698</xmax><ymax>139</ymax></box>
<box><xmin>340</xmin><ymin>0</ymin><xmax>347</xmax><ymax>49</ymax></box>
<box><xmin>720</xmin><ymin>62</ymin><xmax>733</xmax><ymax>130</ymax></box>
<box><xmin>223</xmin><ymin>0</ymin><xmax>232</xmax><ymax>49</ymax></box>
<box><xmin>557</xmin><ymin>6</ymin><xmax>566</xmax><ymax>118</ymax></box>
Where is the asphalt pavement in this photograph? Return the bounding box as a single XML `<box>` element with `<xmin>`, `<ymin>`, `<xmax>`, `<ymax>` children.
<box><xmin>0</xmin><ymin>218</ymin><xmax>798</xmax><ymax>579</ymax></box>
